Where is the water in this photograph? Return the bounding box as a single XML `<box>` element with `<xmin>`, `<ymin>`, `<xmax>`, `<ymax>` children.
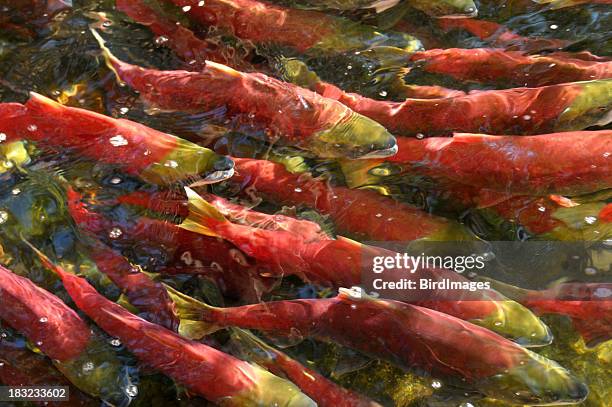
<box><xmin>0</xmin><ymin>0</ymin><xmax>610</xmax><ymax>406</ymax></box>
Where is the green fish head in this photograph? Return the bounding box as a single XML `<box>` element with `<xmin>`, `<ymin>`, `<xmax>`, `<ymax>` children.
<box><xmin>140</xmin><ymin>138</ymin><xmax>235</xmax><ymax>186</ymax></box>
<box><xmin>478</xmin><ymin>350</ymin><xmax>588</xmax><ymax>405</ymax></box>
<box><xmin>308</xmin><ymin>113</ymin><xmax>398</xmax><ymax>159</ymax></box>
<box><xmin>409</xmin><ymin>0</ymin><xmax>478</xmax><ymax>18</ymax></box>
<box><xmin>473</xmin><ymin>300</ymin><xmax>554</xmax><ymax>347</ymax></box>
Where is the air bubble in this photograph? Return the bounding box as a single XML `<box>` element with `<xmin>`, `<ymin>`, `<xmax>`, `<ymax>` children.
<box><xmin>0</xmin><ymin>211</ymin><xmax>9</xmax><ymax>224</ymax></box>
<box><xmin>416</xmin><ymin>133</ymin><xmax>425</xmax><ymax>139</ymax></box>
<box><xmin>110</xmin><ymin>177</ymin><xmax>122</xmax><ymax>185</ymax></box>
<box><xmin>109</xmin><ymin>135</ymin><xmax>128</xmax><ymax>147</ymax></box>
<box><xmin>182</xmin><ymin>5</ymin><xmax>192</xmax><ymax>11</ymax></box>
<box><xmin>155</xmin><ymin>36</ymin><xmax>169</xmax><ymax>45</ymax></box>
<box><xmin>39</xmin><ymin>317</ymin><xmax>48</xmax><ymax>323</ymax></box>
<box><xmin>126</xmin><ymin>385</ymin><xmax>138</xmax><ymax>397</ymax></box>
<box><xmin>431</xmin><ymin>381</ymin><xmax>442</xmax><ymax>389</ymax></box>
<box><xmin>27</xmin><ymin>124</ymin><xmax>38</xmax><ymax>132</ymax></box>
<box><xmin>164</xmin><ymin>160</ymin><xmax>178</xmax><ymax>168</ymax></box>
<box><xmin>119</xmin><ymin>107</ymin><xmax>129</xmax><ymax>115</ymax></box>
<box><xmin>379</xmin><ymin>90</ymin><xmax>388</xmax><ymax>97</ymax></box>
<box><xmin>584</xmin><ymin>267</ymin><xmax>597</xmax><ymax>276</ymax></box>
<box><xmin>11</xmin><ymin>188</ymin><xmax>21</xmax><ymax>195</ymax></box>
<box><xmin>294</xmin><ymin>187</ymin><xmax>303</xmax><ymax>192</ymax></box>
<box><xmin>0</xmin><ymin>133</ymin><xmax>6</xmax><ymax>142</ymax></box>
<box><xmin>584</xmin><ymin>216</ymin><xmax>597</xmax><ymax>224</ymax></box>
<box><xmin>110</xmin><ymin>338</ymin><xmax>122</xmax><ymax>347</ymax></box>
<box><xmin>109</xmin><ymin>227</ymin><xmax>123</xmax><ymax>239</ymax></box>
<box><xmin>82</xmin><ymin>362</ymin><xmax>94</xmax><ymax>373</ymax></box>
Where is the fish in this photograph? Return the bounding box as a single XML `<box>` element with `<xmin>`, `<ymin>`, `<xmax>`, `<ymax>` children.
<box><xmin>29</xmin><ymin>246</ymin><xmax>317</xmax><ymax>407</ymax></box>
<box><xmin>167</xmin><ymin>286</ymin><xmax>588</xmax><ymax>405</ymax></box>
<box><xmin>485</xmin><ymin>279</ymin><xmax>612</xmax><ymax>347</ymax></box>
<box><xmin>340</xmin><ymin>131</ymin><xmax>612</xmax><ymax>197</ymax></box>
<box><xmin>0</xmin><ymin>264</ymin><xmax>129</xmax><ymax>404</ymax></box>
<box><xmin>409</xmin><ymin>48</ymin><xmax>612</xmax><ymax>87</ymax></box>
<box><xmin>230</xmin><ymin>328</ymin><xmax>383</xmax><ymax>407</ymax></box>
<box><xmin>272</xmin><ymin>0</ymin><xmax>401</xmax><ymax>12</ymax></box>
<box><xmin>79</xmin><ymin>238</ymin><xmax>180</xmax><ymax>331</ymax></box>
<box><xmin>0</xmin><ymin>341</ymin><xmax>96</xmax><ymax>407</ymax></box>
<box><xmin>488</xmin><ymin>196</ymin><xmax>612</xmax><ymax>241</ymax></box>
<box><xmin>0</xmin><ymin>93</ymin><xmax>235</xmax><ymax>186</ymax></box>
<box><xmin>282</xmin><ymin>59</ymin><xmax>612</xmax><ymax>135</ymax></box>
<box><xmin>177</xmin><ymin>187</ymin><xmax>552</xmax><ymax>345</ymax></box>
<box><xmin>164</xmin><ymin>0</ymin><xmax>422</xmax><ymax>55</ymax></box>
<box><xmin>437</xmin><ymin>18</ymin><xmax>572</xmax><ymax>52</ymax></box>
<box><xmin>115</xmin><ymin>0</ymin><xmax>256</xmax><ymax>71</ymax></box>
<box><xmin>407</xmin><ymin>0</ymin><xmax>478</xmax><ymax>18</ymax></box>
<box><xmin>92</xmin><ymin>30</ymin><xmax>398</xmax><ymax>160</ymax></box>
<box><xmin>230</xmin><ymin>157</ymin><xmax>476</xmax><ymax>242</ymax></box>
<box><xmin>66</xmin><ymin>187</ymin><xmax>278</xmax><ymax>303</ymax></box>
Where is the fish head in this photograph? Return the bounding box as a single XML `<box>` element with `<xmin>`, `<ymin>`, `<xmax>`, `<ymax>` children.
<box><xmin>556</xmin><ymin>79</ymin><xmax>612</xmax><ymax>131</ymax></box>
<box><xmin>478</xmin><ymin>350</ymin><xmax>588</xmax><ymax>405</ymax></box>
<box><xmin>474</xmin><ymin>300</ymin><xmax>554</xmax><ymax>347</ymax></box>
<box><xmin>140</xmin><ymin>138</ymin><xmax>235</xmax><ymax>186</ymax></box>
<box><xmin>410</xmin><ymin>0</ymin><xmax>478</xmax><ymax>18</ymax></box>
<box><xmin>308</xmin><ymin>113</ymin><xmax>398</xmax><ymax>159</ymax></box>
<box><xmin>240</xmin><ymin>364</ymin><xmax>317</xmax><ymax>407</ymax></box>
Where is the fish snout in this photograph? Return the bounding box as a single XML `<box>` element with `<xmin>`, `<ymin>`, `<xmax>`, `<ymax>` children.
<box><xmin>478</xmin><ymin>351</ymin><xmax>588</xmax><ymax>405</ymax></box>
<box><xmin>194</xmin><ymin>155</ymin><xmax>235</xmax><ymax>186</ymax></box>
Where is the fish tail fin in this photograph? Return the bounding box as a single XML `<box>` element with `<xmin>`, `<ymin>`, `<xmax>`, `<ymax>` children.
<box><xmin>179</xmin><ymin>187</ymin><xmax>227</xmax><ymax>238</ymax></box>
<box><xmin>20</xmin><ymin>237</ymin><xmax>70</xmax><ymax>280</ymax></box>
<box><xmin>163</xmin><ymin>284</ymin><xmax>222</xmax><ymax>339</ymax></box>
<box><xmin>90</xmin><ymin>28</ymin><xmax>124</xmax><ymax>85</ymax></box>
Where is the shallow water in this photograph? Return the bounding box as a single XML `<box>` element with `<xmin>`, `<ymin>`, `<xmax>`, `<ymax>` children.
<box><xmin>0</xmin><ymin>0</ymin><xmax>611</xmax><ymax>406</ymax></box>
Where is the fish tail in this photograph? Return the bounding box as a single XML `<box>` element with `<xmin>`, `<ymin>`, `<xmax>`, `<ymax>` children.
<box><xmin>20</xmin><ymin>238</ymin><xmax>71</xmax><ymax>280</ymax></box>
<box><xmin>90</xmin><ymin>28</ymin><xmax>124</xmax><ymax>85</ymax></box>
<box><xmin>163</xmin><ymin>284</ymin><xmax>222</xmax><ymax>339</ymax></box>
<box><xmin>179</xmin><ymin>187</ymin><xmax>227</xmax><ymax>238</ymax></box>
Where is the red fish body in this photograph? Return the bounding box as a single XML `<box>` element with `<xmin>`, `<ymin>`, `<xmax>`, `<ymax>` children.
<box><xmin>165</xmin><ymin>0</ymin><xmax>421</xmax><ymax>54</ymax></box>
<box><xmin>231</xmin><ymin>157</ymin><xmax>474</xmax><ymax>242</ymax></box>
<box><xmin>94</xmin><ymin>36</ymin><xmax>398</xmax><ymax>160</ymax></box>
<box><xmin>115</xmin><ymin>0</ymin><xmax>255</xmax><ymax>71</ymax></box>
<box><xmin>171</xmin><ymin>288</ymin><xmax>588</xmax><ymax>405</ymax></box>
<box><xmin>84</xmin><ymin>239</ymin><xmax>180</xmax><ymax>331</ymax></box>
<box><xmin>437</xmin><ymin>18</ymin><xmax>572</xmax><ymax>52</ymax></box>
<box><xmin>0</xmin><ymin>342</ymin><xmax>96</xmax><ymax>407</ymax></box>
<box><xmin>35</xmin><ymin>254</ymin><xmax>316</xmax><ymax>406</ymax></box>
<box><xmin>300</xmin><ymin>73</ymin><xmax>611</xmax><ymax>135</ymax></box>
<box><xmin>409</xmin><ymin>48</ymin><xmax>612</xmax><ymax>87</ymax></box>
<box><xmin>0</xmin><ymin>265</ymin><xmax>91</xmax><ymax>362</ymax></box>
<box><xmin>0</xmin><ymin>93</ymin><xmax>234</xmax><ymax>185</ymax></box>
<box><xmin>230</xmin><ymin>329</ymin><xmax>383</xmax><ymax>407</ymax></box>
<box><xmin>0</xmin><ymin>264</ymin><xmax>130</xmax><ymax>404</ymax></box>
<box><xmin>355</xmin><ymin>132</ymin><xmax>612</xmax><ymax>196</ymax></box>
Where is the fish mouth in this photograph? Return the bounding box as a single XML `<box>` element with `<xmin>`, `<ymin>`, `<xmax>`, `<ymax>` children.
<box><xmin>355</xmin><ymin>143</ymin><xmax>399</xmax><ymax>159</ymax></box>
<box><xmin>513</xmin><ymin>324</ymin><xmax>554</xmax><ymax>348</ymax></box>
<box><xmin>189</xmin><ymin>157</ymin><xmax>235</xmax><ymax>187</ymax></box>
